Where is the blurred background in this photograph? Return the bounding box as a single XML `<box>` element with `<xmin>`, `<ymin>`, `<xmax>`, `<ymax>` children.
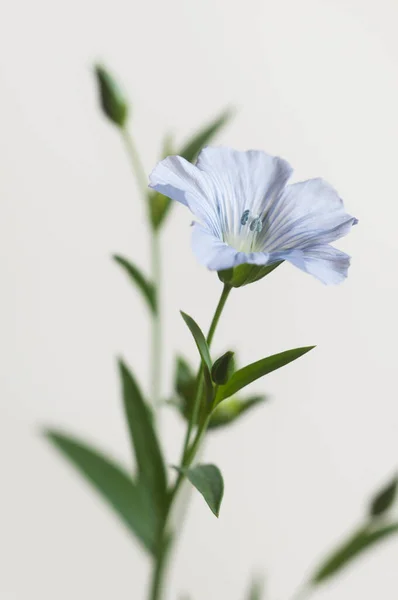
<box><xmin>1</xmin><ymin>0</ymin><xmax>398</xmax><ymax>598</ymax></box>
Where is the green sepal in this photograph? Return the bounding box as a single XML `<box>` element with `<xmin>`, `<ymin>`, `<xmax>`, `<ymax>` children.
<box><xmin>208</xmin><ymin>395</ymin><xmax>267</xmax><ymax>430</ymax></box>
<box><xmin>173</xmin><ymin>464</ymin><xmax>224</xmax><ymax>517</ymax></box>
<box><xmin>370</xmin><ymin>474</ymin><xmax>398</xmax><ymax>518</ymax></box>
<box><xmin>94</xmin><ymin>64</ymin><xmax>128</xmax><ymax>128</ymax></box>
<box><xmin>211</xmin><ymin>351</ymin><xmax>235</xmax><ymax>385</ymax></box>
<box><xmin>218</xmin><ymin>262</ymin><xmax>282</xmax><ymax>288</ymax></box>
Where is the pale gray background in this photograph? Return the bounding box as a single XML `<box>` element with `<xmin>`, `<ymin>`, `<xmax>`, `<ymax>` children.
<box><xmin>1</xmin><ymin>0</ymin><xmax>398</xmax><ymax>598</ymax></box>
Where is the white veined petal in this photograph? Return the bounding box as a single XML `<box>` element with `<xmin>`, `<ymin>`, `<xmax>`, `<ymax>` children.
<box><xmin>195</xmin><ymin>147</ymin><xmax>293</xmax><ymax>244</ymax></box>
<box><xmin>260</xmin><ymin>178</ymin><xmax>357</xmax><ymax>252</ymax></box>
<box><xmin>281</xmin><ymin>245</ymin><xmax>351</xmax><ymax>285</ymax></box>
<box><xmin>149</xmin><ymin>155</ymin><xmax>222</xmax><ymax>236</ymax></box>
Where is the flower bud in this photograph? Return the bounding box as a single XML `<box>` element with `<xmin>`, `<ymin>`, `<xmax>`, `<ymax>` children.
<box><xmin>211</xmin><ymin>351</ymin><xmax>235</xmax><ymax>385</ymax></box>
<box><xmin>95</xmin><ymin>64</ymin><xmax>128</xmax><ymax>128</ymax></box>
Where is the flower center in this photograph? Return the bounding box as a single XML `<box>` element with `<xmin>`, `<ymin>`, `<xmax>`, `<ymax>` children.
<box><xmin>224</xmin><ymin>210</ymin><xmax>263</xmax><ymax>253</ymax></box>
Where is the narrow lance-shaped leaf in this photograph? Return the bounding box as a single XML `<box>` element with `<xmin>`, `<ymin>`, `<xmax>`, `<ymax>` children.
<box><xmin>312</xmin><ymin>523</ymin><xmax>398</xmax><ymax>583</ymax></box>
<box><xmin>179</xmin><ymin>108</ymin><xmax>233</xmax><ymax>163</ymax></box>
<box><xmin>180</xmin><ymin>312</ymin><xmax>212</xmax><ymax>372</ymax></box>
<box><xmin>215</xmin><ymin>347</ymin><xmax>315</xmax><ymax>403</ymax></box>
<box><xmin>174</xmin><ymin>464</ymin><xmax>224</xmax><ymax>517</ymax></box>
<box><xmin>44</xmin><ymin>430</ymin><xmax>158</xmax><ymax>554</ymax></box>
<box><xmin>370</xmin><ymin>474</ymin><xmax>398</xmax><ymax>518</ymax></box>
<box><xmin>180</xmin><ymin>311</ymin><xmax>214</xmax><ymax>403</ymax></box>
<box><xmin>113</xmin><ymin>255</ymin><xmax>157</xmax><ymax>314</ymax></box>
<box><xmin>119</xmin><ymin>360</ymin><xmax>167</xmax><ymax>512</ymax></box>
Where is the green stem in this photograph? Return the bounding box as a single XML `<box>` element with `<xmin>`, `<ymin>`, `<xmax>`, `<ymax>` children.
<box><xmin>148</xmin><ymin>283</ymin><xmax>232</xmax><ymax>600</ymax></box>
<box><xmin>181</xmin><ymin>283</ymin><xmax>231</xmax><ymax>460</ymax></box>
<box><xmin>121</xmin><ymin>127</ymin><xmax>162</xmax><ymax>407</ymax></box>
<box><xmin>151</xmin><ymin>229</ymin><xmax>162</xmax><ymax>407</ymax></box>
<box><xmin>121</xmin><ymin>127</ymin><xmax>149</xmax><ymax>201</ymax></box>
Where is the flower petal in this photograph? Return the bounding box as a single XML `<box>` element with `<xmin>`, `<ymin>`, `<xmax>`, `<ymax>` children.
<box><xmin>149</xmin><ymin>156</ymin><xmax>222</xmax><ymax>236</ymax></box>
<box><xmin>282</xmin><ymin>245</ymin><xmax>351</xmax><ymax>285</ymax></box>
<box><xmin>260</xmin><ymin>178</ymin><xmax>357</xmax><ymax>253</ymax></box>
<box><xmin>191</xmin><ymin>224</ymin><xmax>274</xmax><ymax>271</ymax></box>
<box><xmin>195</xmin><ymin>147</ymin><xmax>293</xmax><ymax>241</ymax></box>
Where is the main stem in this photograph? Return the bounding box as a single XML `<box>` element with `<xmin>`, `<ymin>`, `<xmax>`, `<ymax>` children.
<box><xmin>122</xmin><ymin>127</ymin><xmax>161</xmax><ymax>407</ymax></box>
<box><xmin>151</xmin><ymin>229</ymin><xmax>161</xmax><ymax>407</ymax></box>
<box><xmin>148</xmin><ymin>283</ymin><xmax>232</xmax><ymax>600</ymax></box>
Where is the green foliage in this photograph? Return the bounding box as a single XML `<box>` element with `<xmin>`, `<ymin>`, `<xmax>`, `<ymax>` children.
<box><xmin>149</xmin><ymin>109</ymin><xmax>233</xmax><ymax>229</ymax></box>
<box><xmin>211</xmin><ymin>351</ymin><xmax>235</xmax><ymax>385</ymax></box>
<box><xmin>180</xmin><ymin>311</ymin><xmax>214</xmax><ymax>404</ymax></box>
<box><xmin>44</xmin><ymin>430</ymin><xmax>158</xmax><ymax>553</ymax></box>
<box><xmin>179</xmin><ymin>109</ymin><xmax>233</xmax><ymax>163</ymax></box>
<box><xmin>119</xmin><ymin>360</ymin><xmax>167</xmax><ymax>514</ymax></box>
<box><xmin>215</xmin><ymin>347</ymin><xmax>315</xmax><ymax>404</ymax></box>
<box><xmin>94</xmin><ymin>64</ymin><xmax>128</xmax><ymax>128</ymax></box>
<box><xmin>218</xmin><ymin>262</ymin><xmax>282</xmax><ymax>288</ymax></box>
<box><xmin>370</xmin><ymin>474</ymin><xmax>398</xmax><ymax>518</ymax></box>
<box><xmin>312</xmin><ymin>523</ymin><xmax>398</xmax><ymax>583</ymax></box>
<box><xmin>208</xmin><ymin>395</ymin><xmax>267</xmax><ymax>430</ymax></box>
<box><xmin>175</xmin><ymin>464</ymin><xmax>224</xmax><ymax>517</ymax></box>
<box><xmin>113</xmin><ymin>255</ymin><xmax>156</xmax><ymax>314</ymax></box>
<box><xmin>246</xmin><ymin>578</ymin><xmax>263</xmax><ymax>600</ymax></box>
<box><xmin>170</xmin><ymin>355</ymin><xmax>268</xmax><ymax>430</ymax></box>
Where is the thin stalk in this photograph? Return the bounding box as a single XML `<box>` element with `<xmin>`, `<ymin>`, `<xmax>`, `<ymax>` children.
<box><xmin>121</xmin><ymin>127</ymin><xmax>162</xmax><ymax>407</ymax></box>
<box><xmin>180</xmin><ymin>283</ymin><xmax>231</xmax><ymax>460</ymax></box>
<box><xmin>151</xmin><ymin>229</ymin><xmax>162</xmax><ymax>407</ymax></box>
<box><xmin>148</xmin><ymin>283</ymin><xmax>232</xmax><ymax>600</ymax></box>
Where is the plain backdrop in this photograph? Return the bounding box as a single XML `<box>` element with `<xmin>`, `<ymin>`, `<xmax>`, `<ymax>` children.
<box><xmin>1</xmin><ymin>0</ymin><xmax>398</xmax><ymax>598</ymax></box>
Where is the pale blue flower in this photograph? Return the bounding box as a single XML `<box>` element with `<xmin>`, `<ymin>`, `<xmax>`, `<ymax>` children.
<box><xmin>149</xmin><ymin>147</ymin><xmax>357</xmax><ymax>284</ymax></box>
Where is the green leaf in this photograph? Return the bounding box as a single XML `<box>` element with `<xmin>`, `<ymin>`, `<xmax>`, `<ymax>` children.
<box><xmin>208</xmin><ymin>395</ymin><xmax>267</xmax><ymax>430</ymax></box>
<box><xmin>180</xmin><ymin>312</ymin><xmax>214</xmax><ymax>404</ymax></box>
<box><xmin>179</xmin><ymin>108</ymin><xmax>233</xmax><ymax>163</ymax></box>
<box><xmin>94</xmin><ymin>64</ymin><xmax>128</xmax><ymax>128</ymax></box>
<box><xmin>113</xmin><ymin>255</ymin><xmax>156</xmax><ymax>314</ymax></box>
<box><xmin>211</xmin><ymin>351</ymin><xmax>235</xmax><ymax>385</ymax></box>
<box><xmin>119</xmin><ymin>360</ymin><xmax>167</xmax><ymax>512</ymax></box>
<box><xmin>175</xmin><ymin>464</ymin><xmax>224</xmax><ymax>517</ymax></box>
<box><xmin>312</xmin><ymin>523</ymin><xmax>398</xmax><ymax>583</ymax></box>
<box><xmin>370</xmin><ymin>474</ymin><xmax>398</xmax><ymax>518</ymax></box>
<box><xmin>215</xmin><ymin>347</ymin><xmax>315</xmax><ymax>403</ymax></box>
<box><xmin>180</xmin><ymin>312</ymin><xmax>212</xmax><ymax>372</ymax></box>
<box><xmin>44</xmin><ymin>430</ymin><xmax>157</xmax><ymax>553</ymax></box>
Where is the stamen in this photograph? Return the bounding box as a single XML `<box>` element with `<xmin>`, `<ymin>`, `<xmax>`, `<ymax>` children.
<box><xmin>240</xmin><ymin>209</ymin><xmax>250</xmax><ymax>226</ymax></box>
<box><xmin>250</xmin><ymin>217</ymin><xmax>263</xmax><ymax>233</ymax></box>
